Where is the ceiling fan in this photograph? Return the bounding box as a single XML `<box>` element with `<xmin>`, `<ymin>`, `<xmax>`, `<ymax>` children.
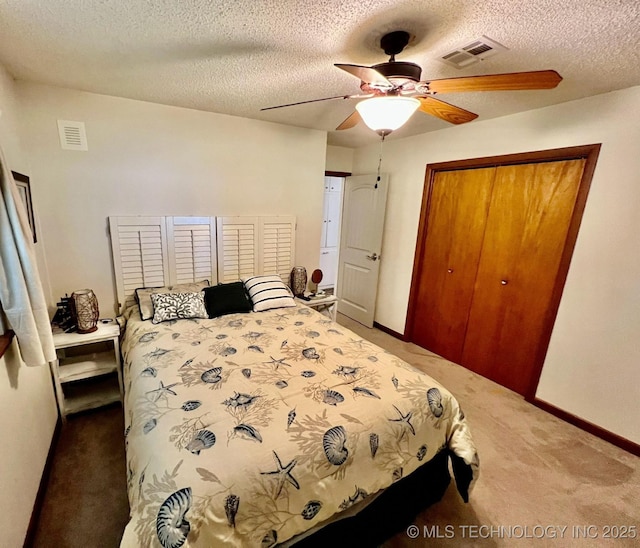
<box><xmin>262</xmin><ymin>31</ymin><xmax>562</xmax><ymax>135</ymax></box>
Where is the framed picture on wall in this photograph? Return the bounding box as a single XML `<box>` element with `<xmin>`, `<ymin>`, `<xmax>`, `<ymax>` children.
<box><xmin>11</xmin><ymin>171</ymin><xmax>37</xmax><ymax>243</ymax></box>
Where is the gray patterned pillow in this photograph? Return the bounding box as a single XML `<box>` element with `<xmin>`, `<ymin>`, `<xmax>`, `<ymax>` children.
<box><xmin>150</xmin><ymin>292</ymin><xmax>208</xmax><ymax>324</ymax></box>
<box><xmin>136</xmin><ymin>279</ymin><xmax>209</xmax><ymax>320</ymax></box>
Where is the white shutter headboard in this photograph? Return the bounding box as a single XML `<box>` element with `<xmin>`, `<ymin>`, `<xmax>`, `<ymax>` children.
<box><xmin>109</xmin><ymin>215</ymin><xmax>295</xmax><ymax>313</ymax></box>
<box><xmin>166</xmin><ymin>216</ymin><xmax>217</xmax><ymax>285</ymax></box>
<box><xmin>259</xmin><ymin>216</ymin><xmax>296</xmax><ymax>282</ymax></box>
<box><xmin>216</xmin><ymin>216</ymin><xmax>296</xmax><ymax>284</ymax></box>
<box><xmin>216</xmin><ymin>216</ymin><xmax>259</xmax><ymax>284</ymax></box>
<box><xmin>109</xmin><ymin>216</ymin><xmax>169</xmax><ymax>312</ymax></box>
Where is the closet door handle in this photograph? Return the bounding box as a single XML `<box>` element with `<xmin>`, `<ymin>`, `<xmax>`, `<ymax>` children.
<box><xmin>447</xmin><ymin>268</ymin><xmax>453</xmax><ymax>273</ymax></box>
<box><xmin>501</xmin><ymin>280</ymin><xmax>508</xmax><ymax>285</ymax></box>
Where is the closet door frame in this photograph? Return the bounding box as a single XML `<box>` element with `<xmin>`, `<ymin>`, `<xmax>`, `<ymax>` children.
<box><xmin>405</xmin><ymin>144</ymin><xmax>601</xmax><ymax>401</ymax></box>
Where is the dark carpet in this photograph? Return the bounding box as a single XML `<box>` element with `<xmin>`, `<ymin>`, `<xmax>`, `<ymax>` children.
<box><xmin>31</xmin><ymin>404</ymin><xmax>129</xmax><ymax>548</ymax></box>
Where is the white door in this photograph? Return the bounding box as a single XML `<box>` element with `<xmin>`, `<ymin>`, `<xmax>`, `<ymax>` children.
<box><xmin>336</xmin><ymin>174</ymin><xmax>388</xmax><ymax>327</ymax></box>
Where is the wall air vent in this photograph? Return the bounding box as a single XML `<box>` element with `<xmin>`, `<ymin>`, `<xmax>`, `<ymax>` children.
<box><xmin>57</xmin><ymin>120</ymin><xmax>88</xmax><ymax>151</ymax></box>
<box><xmin>439</xmin><ymin>35</ymin><xmax>508</xmax><ymax>69</ymax></box>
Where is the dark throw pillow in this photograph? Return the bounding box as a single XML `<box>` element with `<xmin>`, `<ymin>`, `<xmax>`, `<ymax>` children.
<box><xmin>203</xmin><ymin>282</ymin><xmax>253</xmax><ymax>318</ymax></box>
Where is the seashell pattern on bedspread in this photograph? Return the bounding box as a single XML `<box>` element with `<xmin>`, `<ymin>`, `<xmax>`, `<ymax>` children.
<box><xmin>119</xmin><ymin>304</ymin><xmax>478</xmax><ymax>547</ymax></box>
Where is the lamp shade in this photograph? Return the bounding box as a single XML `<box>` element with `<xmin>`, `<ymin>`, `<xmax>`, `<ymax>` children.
<box><xmin>356</xmin><ymin>96</ymin><xmax>420</xmax><ymax>134</ymax></box>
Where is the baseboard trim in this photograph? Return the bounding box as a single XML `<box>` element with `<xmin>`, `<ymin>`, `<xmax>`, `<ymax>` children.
<box><xmin>23</xmin><ymin>416</ymin><xmax>61</xmax><ymax>548</ymax></box>
<box><xmin>373</xmin><ymin>321</ymin><xmax>406</xmax><ymax>341</ymax></box>
<box><xmin>532</xmin><ymin>398</ymin><xmax>640</xmax><ymax>457</ymax></box>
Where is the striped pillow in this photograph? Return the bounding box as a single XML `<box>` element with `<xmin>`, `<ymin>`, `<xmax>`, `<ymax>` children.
<box><xmin>242</xmin><ymin>275</ymin><xmax>296</xmax><ymax>312</ymax></box>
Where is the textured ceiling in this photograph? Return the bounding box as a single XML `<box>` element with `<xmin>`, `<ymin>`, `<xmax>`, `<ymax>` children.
<box><xmin>1</xmin><ymin>0</ymin><xmax>639</xmax><ymax>148</ymax></box>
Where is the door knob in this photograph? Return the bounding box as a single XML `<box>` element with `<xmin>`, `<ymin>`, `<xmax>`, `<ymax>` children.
<box><xmin>501</xmin><ymin>280</ymin><xmax>508</xmax><ymax>285</ymax></box>
<box><xmin>447</xmin><ymin>268</ymin><xmax>453</xmax><ymax>273</ymax></box>
<box><xmin>366</xmin><ymin>252</ymin><xmax>379</xmax><ymax>261</ymax></box>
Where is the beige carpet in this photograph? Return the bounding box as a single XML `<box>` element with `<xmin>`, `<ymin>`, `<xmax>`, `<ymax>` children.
<box><xmin>338</xmin><ymin>315</ymin><xmax>640</xmax><ymax>548</ymax></box>
<box><xmin>32</xmin><ymin>314</ymin><xmax>640</xmax><ymax>547</ymax></box>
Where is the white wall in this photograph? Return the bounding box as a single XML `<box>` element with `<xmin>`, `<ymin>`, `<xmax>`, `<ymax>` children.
<box><xmin>325</xmin><ymin>145</ymin><xmax>354</xmax><ymax>173</ymax></box>
<box><xmin>18</xmin><ymin>83</ymin><xmax>328</xmax><ymax>315</ymax></box>
<box><xmin>353</xmin><ymin>86</ymin><xmax>640</xmax><ymax>445</ymax></box>
<box><xmin>0</xmin><ymin>65</ymin><xmax>59</xmax><ymax>548</ymax></box>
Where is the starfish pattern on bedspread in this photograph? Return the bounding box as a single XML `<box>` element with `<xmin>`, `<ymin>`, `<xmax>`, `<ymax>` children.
<box><xmin>260</xmin><ymin>450</ymin><xmax>301</xmax><ymax>499</ymax></box>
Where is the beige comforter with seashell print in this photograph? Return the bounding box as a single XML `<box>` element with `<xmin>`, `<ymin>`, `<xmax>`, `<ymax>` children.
<box><xmin>119</xmin><ymin>303</ymin><xmax>478</xmax><ymax>548</ymax></box>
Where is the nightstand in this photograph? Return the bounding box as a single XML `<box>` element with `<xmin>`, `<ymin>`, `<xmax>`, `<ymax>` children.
<box><xmin>296</xmin><ymin>294</ymin><xmax>338</xmax><ymax>321</ymax></box>
<box><xmin>49</xmin><ymin>321</ymin><xmax>123</xmax><ymax>422</ymax></box>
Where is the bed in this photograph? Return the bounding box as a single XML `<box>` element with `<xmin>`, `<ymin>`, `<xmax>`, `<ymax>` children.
<box><xmin>110</xmin><ymin>215</ymin><xmax>478</xmax><ymax>547</ymax></box>
<box><xmin>118</xmin><ymin>299</ymin><xmax>478</xmax><ymax>547</ymax></box>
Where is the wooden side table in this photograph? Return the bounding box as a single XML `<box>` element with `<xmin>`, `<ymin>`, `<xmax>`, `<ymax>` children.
<box><xmin>49</xmin><ymin>321</ymin><xmax>123</xmax><ymax>422</ymax></box>
<box><xmin>296</xmin><ymin>294</ymin><xmax>338</xmax><ymax>321</ymax></box>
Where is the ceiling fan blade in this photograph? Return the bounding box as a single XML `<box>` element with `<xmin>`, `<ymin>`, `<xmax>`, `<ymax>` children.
<box><xmin>261</xmin><ymin>94</ymin><xmax>359</xmax><ymax>111</ymax></box>
<box><xmin>418</xmin><ymin>96</ymin><xmax>478</xmax><ymax>125</ymax></box>
<box><xmin>336</xmin><ymin>110</ymin><xmax>361</xmax><ymax>131</ymax></box>
<box><xmin>335</xmin><ymin>64</ymin><xmax>392</xmax><ymax>88</ymax></box>
<box><xmin>426</xmin><ymin>70</ymin><xmax>562</xmax><ymax>94</ymax></box>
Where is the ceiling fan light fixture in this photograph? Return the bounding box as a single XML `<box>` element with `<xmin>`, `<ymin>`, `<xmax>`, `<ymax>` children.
<box><xmin>355</xmin><ymin>96</ymin><xmax>420</xmax><ymax>135</ymax></box>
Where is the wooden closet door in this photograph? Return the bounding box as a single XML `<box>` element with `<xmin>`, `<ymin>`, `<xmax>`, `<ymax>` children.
<box><xmin>409</xmin><ymin>167</ymin><xmax>495</xmax><ymax>362</ymax></box>
<box><xmin>460</xmin><ymin>159</ymin><xmax>586</xmax><ymax>394</ymax></box>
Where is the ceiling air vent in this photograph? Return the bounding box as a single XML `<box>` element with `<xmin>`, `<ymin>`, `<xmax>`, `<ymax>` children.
<box><xmin>57</xmin><ymin>120</ymin><xmax>88</xmax><ymax>151</ymax></box>
<box><xmin>439</xmin><ymin>35</ymin><xmax>507</xmax><ymax>69</ymax></box>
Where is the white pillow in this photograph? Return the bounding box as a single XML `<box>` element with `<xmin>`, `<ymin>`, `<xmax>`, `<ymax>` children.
<box><xmin>150</xmin><ymin>292</ymin><xmax>208</xmax><ymax>324</ymax></box>
<box><xmin>242</xmin><ymin>275</ymin><xmax>296</xmax><ymax>312</ymax></box>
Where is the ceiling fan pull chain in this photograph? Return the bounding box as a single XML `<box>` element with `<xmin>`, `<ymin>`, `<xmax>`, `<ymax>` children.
<box><xmin>375</xmin><ymin>134</ymin><xmax>385</xmax><ymax>189</ymax></box>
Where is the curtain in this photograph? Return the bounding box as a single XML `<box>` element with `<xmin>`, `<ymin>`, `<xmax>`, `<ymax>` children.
<box><xmin>0</xmin><ymin>147</ymin><xmax>55</xmax><ymax>366</ymax></box>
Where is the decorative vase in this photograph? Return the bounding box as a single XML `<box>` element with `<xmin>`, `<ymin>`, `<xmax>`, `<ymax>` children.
<box><xmin>290</xmin><ymin>266</ymin><xmax>307</xmax><ymax>297</ymax></box>
<box><xmin>71</xmin><ymin>289</ymin><xmax>99</xmax><ymax>333</ymax></box>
